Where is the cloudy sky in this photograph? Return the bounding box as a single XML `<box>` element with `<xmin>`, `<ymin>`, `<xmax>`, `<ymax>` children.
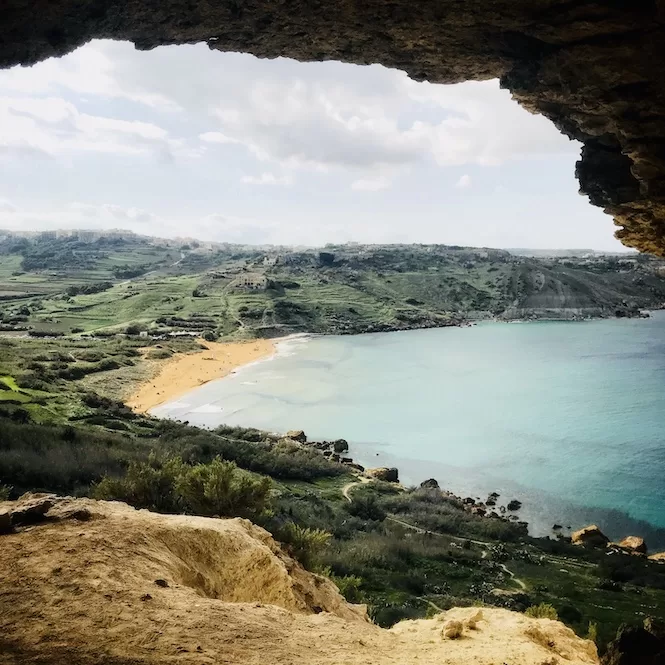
<box><xmin>0</xmin><ymin>40</ymin><xmax>625</xmax><ymax>250</ymax></box>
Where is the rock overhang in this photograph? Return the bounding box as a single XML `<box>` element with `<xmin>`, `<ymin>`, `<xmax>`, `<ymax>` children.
<box><xmin>2</xmin><ymin>0</ymin><xmax>664</xmax><ymax>253</ymax></box>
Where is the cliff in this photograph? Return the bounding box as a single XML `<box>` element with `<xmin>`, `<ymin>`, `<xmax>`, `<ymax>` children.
<box><xmin>0</xmin><ymin>494</ymin><xmax>599</xmax><ymax>665</ymax></box>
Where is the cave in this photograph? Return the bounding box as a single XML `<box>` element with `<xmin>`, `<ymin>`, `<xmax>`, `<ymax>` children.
<box><xmin>3</xmin><ymin>0</ymin><xmax>664</xmax><ymax>254</ymax></box>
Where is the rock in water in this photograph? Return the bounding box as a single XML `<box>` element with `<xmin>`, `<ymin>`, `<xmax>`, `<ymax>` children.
<box><xmin>571</xmin><ymin>525</ymin><xmax>609</xmax><ymax>549</ymax></box>
<box><xmin>286</xmin><ymin>430</ymin><xmax>307</xmax><ymax>443</ymax></box>
<box><xmin>618</xmin><ymin>536</ymin><xmax>647</xmax><ymax>554</ymax></box>
<box><xmin>365</xmin><ymin>467</ymin><xmax>399</xmax><ymax>483</ymax></box>
<box><xmin>507</xmin><ymin>499</ymin><xmax>522</xmax><ymax>511</ymax></box>
<box><xmin>332</xmin><ymin>439</ymin><xmax>349</xmax><ymax>453</ymax></box>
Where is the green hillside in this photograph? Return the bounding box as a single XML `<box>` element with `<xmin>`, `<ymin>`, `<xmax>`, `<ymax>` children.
<box><xmin>1</xmin><ymin>233</ymin><xmax>664</xmax><ymax>338</ymax></box>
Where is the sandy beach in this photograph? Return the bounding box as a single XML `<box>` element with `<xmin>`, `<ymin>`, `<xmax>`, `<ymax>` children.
<box><xmin>126</xmin><ymin>338</ymin><xmax>277</xmax><ymax>413</ymax></box>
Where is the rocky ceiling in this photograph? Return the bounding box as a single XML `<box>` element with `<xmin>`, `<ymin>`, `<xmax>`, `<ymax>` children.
<box><xmin>3</xmin><ymin>0</ymin><xmax>665</xmax><ymax>254</ymax></box>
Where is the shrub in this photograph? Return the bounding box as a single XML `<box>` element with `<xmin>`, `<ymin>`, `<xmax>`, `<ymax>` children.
<box><xmin>175</xmin><ymin>457</ymin><xmax>271</xmax><ymax>519</ymax></box>
<box><xmin>525</xmin><ymin>603</ymin><xmax>558</xmax><ymax>620</ymax></box>
<box><xmin>94</xmin><ymin>455</ymin><xmax>271</xmax><ymax>520</ymax></box>
<box><xmin>146</xmin><ymin>349</ymin><xmax>173</xmax><ymax>360</ymax></box>
<box><xmin>278</xmin><ymin>522</ymin><xmax>332</xmax><ymax>570</ymax></box>
<box><xmin>332</xmin><ymin>575</ymin><xmax>363</xmax><ymax>603</ymax></box>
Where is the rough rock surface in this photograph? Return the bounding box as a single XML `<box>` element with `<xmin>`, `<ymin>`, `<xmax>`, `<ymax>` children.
<box><xmin>365</xmin><ymin>467</ymin><xmax>399</xmax><ymax>483</ymax></box>
<box><xmin>571</xmin><ymin>524</ymin><xmax>609</xmax><ymax>549</ymax></box>
<box><xmin>601</xmin><ymin>618</ymin><xmax>665</xmax><ymax>665</ymax></box>
<box><xmin>618</xmin><ymin>535</ymin><xmax>648</xmax><ymax>554</ymax></box>
<box><xmin>0</xmin><ymin>495</ymin><xmax>600</xmax><ymax>665</ymax></box>
<box><xmin>286</xmin><ymin>430</ymin><xmax>307</xmax><ymax>443</ymax></box>
<box><xmin>2</xmin><ymin>1</ymin><xmax>665</xmax><ymax>254</ymax></box>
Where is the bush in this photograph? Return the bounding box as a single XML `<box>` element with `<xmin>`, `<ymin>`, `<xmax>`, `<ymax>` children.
<box><xmin>175</xmin><ymin>457</ymin><xmax>271</xmax><ymax>519</ymax></box>
<box><xmin>525</xmin><ymin>603</ymin><xmax>559</xmax><ymax>620</ymax></box>
<box><xmin>146</xmin><ymin>349</ymin><xmax>173</xmax><ymax>360</ymax></box>
<box><xmin>94</xmin><ymin>455</ymin><xmax>271</xmax><ymax>520</ymax></box>
<box><xmin>332</xmin><ymin>575</ymin><xmax>363</xmax><ymax>603</ymax></box>
<box><xmin>278</xmin><ymin>522</ymin><xmax>332</xmax><ymax>570</ymax></box>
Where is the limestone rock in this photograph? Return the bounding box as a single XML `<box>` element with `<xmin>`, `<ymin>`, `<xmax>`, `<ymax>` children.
<box><xmin>442</xmin><ymin>619</ymin><xmax>463</xmax><ymax>639</ymax></box>
<box><xmin>464</xmin><ymin>609</ymin><xmax>484</xmax><ymax>630</ymax></box>
<box><xmin>419</xmin><ymin>478</ymin><xmax>439</xmax><ymax>490</ymax></box>
<box><xmin>571</xmin><ymin>525</ymin><xmax>609</xmax><ymax>549</ymax></box>
<box><xmin>365</xmin><ymin>467</ymin><xmax>399</xmax><ymax>483</ymax></box>
<box><xmin>286</xmin><ymin>430</ymin><xmax>307</xmax><ymax>443</ymax></box>
<box><xmin>10</xmin><ymin>492</ymin><xmax>58</xmax><ymax>526</ymax></box>
<box><xmin>601</xmin><ymin>618</ymin><xmax>665</xmax><ymax>665</ymax></box>
<box><xmin>648</xmin><ymin>552</ymin><xmax>665</xmax><ymax>564</ymax></box>
<box><xmin>0</xmin><ymin>508</ymin><xmax>11</xmax><ymax>534</ymax></box>
<box><xmin>618</xmin><ymin>536</ymin><xmax>647</xmax><ymax>555</ymax></box>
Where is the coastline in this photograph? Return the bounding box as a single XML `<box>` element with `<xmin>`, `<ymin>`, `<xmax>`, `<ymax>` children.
<box><xmin>126</xmin><ymin>338</ymin><xmax>280</xmax><ymax>413</ymax></box>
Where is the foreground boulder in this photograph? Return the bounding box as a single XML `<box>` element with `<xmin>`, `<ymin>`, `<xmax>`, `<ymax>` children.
<box><xmin>365</xmin><ymin>467</ymin><xmax>399</xmax><ymax>483</ymax></box>
<box><xmin>572</xmin><ymin>525</ymin><xmax>609</xmax><ymax>549</ymax></box>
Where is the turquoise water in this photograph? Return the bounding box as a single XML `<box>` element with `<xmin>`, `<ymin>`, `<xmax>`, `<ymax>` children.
<box><xmin>154</xmin><ymin>313</ymin><xmax>665</xmax><ymax>546</ymax></box>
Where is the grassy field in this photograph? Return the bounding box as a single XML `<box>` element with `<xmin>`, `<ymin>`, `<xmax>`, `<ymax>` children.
<box><xmin>2</xmin><ymin>234</ymin><xmax>665</xmax><ymax>337</ymax></box>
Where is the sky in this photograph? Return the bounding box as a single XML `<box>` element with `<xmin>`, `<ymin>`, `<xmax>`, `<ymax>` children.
<box><xmin>0</xmin><ymin>40</ymin><xmax>626</xmax><ymax>250</ymax></box>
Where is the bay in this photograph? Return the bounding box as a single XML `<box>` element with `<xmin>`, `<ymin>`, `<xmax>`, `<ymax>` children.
<box><xmin>153</xmin><ymin>312</ymin><xmax>665</xmax><ymax>548</ymax></box>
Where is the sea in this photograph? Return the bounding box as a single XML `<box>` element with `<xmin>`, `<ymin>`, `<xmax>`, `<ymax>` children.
<box><xmin>153</xmin><ymin>312</ymin><xmax>665</xmax><ymax>548</ymax></box>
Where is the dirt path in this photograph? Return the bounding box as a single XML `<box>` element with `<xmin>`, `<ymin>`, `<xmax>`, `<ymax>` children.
<box><xmin>342</xmin><ymin>480</ymin><xmax>528</xmax><ymax>592</ymax></box>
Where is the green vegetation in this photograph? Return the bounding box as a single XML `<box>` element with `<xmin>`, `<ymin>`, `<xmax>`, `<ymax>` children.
<box><xmin>94</xmin><ymin>456</ymin><xmax>272</xmax><ymax>520</ymax></box>
<box><xmin>2</xmin><ymin>232</ymin><xmax>665</xmax><ymax>655</ymax></box>
<box><xmin>525</xmin><ymin>603</ymin><xmax>559</xmax><ymax>620</ymax></box>
<box><xmin>1</xmin><ymin>233</ymin><xmax>664</xmax><ymax>337</ymax></box>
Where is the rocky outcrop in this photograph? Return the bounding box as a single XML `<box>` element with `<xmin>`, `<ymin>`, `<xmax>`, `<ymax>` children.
<box><xmin>648</xmin><ymin>552</ymin><xmax>665</xmax><ymax>564</ymax></box>
<box><xmin>0</xmin><ymin>495</ymin><xmax>600</xmax><ymax>665</ymax></box>
<box><xmin>2</xmin><ymin>2</ymin><xmax>665</xmax><ymax>254</ymax></box>
<box><xmin>571</xmin><ymin>524</ymin><xmax>609</xmax><ymax>549</ymax></box>
<box><xmin>419</xmin><ymin>478</ymin><xmax>440</xmax><ymax>490</ymax></box>
<box><xmin>617</xmin><ymin>536</ymin><xmax>648</xmax><ymax>555</ymax></box>
<box><xmin>286</xmin><ymin>430</ymin><xmax>307</xmax><ymax>443</ymax></box>
<box><xmin>365</xmin><ymin>467</ymin><xmax>399</xmax><ymax>483</ymax></box>
<box><xmin>601</xmin><ymin>618</ymin><xmax>665</xmax><ymax>665</ymax></box>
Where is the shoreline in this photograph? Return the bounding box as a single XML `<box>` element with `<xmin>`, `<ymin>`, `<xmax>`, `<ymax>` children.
<box><xmin>126</xmin><ymin>337</ymin><xmax>281</xmax><ymax>413</ymax></box>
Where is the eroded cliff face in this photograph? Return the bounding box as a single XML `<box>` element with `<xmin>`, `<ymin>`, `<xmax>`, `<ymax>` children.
<box><xmin>0</xmin><ymin>494</ymin><xmax>599</xmax><ymax>665</ymax></box>
<box><xmin>2</xmin><ymin>1</ymin><xmax>665</xmax><ymax>254</ymax></box>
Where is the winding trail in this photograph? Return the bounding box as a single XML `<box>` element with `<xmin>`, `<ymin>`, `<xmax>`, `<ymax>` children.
<box><xmin>342</xmin><ymin>478</ymin><xmax>528</xmax><ymax>592</ymax></box>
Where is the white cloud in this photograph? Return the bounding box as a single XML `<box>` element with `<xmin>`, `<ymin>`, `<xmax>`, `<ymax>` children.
<box><xmin>199</xmin><ymin>131</ymin><xmax>240</xmax><ymax>145</ymax></box>
<box><xmin>0</xmin><ymin>96</ymin><xmax>183</xmax><ymax>160</ymax></box>
<box><xmin>241</xmin><ymin>172</ymin><xmax>293</xmax><ymax>186</ymax></box>
<box><xmin>455</xmin><ymin>174</ymin><xmax>471</xmax><ymax>189</ymax></box>
<box><xmin>351</xmin><ymin>175</ymin><xmax>392</xmax><ymax>191</ymax></box>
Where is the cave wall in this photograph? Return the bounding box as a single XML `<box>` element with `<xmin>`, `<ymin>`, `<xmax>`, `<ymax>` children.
<box><xmin>3</xmin><ymin>0</ymin><xmax>665</xmax><ymax>254</ymax></box>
